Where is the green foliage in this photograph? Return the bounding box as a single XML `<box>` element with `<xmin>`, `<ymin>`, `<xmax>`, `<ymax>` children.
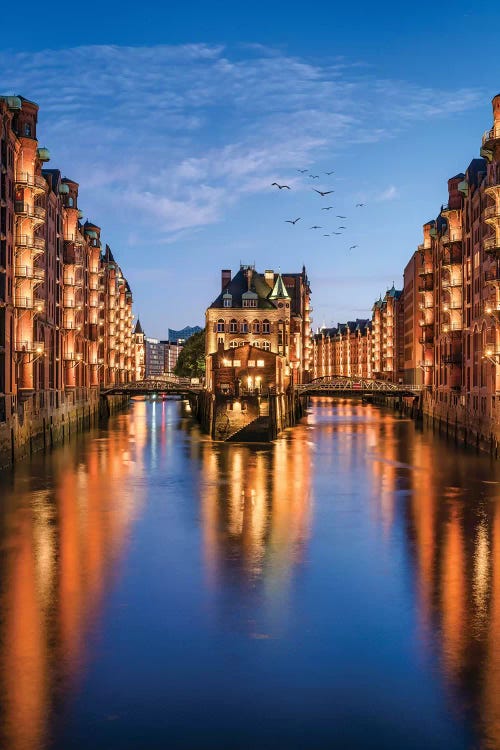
<box><xmin>174</xmin><ymin>329</ymin><xmax>206</xmax><ymax>378</ymax></box>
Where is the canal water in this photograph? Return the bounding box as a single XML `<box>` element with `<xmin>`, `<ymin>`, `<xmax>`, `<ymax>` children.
<box><xmin>1</xmin><ymin>398</ymin><xmax>500</xmax><ymax>749</ymax></box>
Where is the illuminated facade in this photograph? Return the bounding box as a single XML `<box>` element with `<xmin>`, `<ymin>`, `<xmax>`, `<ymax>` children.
<box><xmin>0</xmin><ymin>95</ymin><xmax>136</xmax><ymax>464</ymax></box>
<box><xmin>205</xmin><ymin>264</ymin><xmax>312</xmax><ymax>392</ymax></box>
<box><xmin>312</xmin><ymin>286</ymin><xmax>404</xmax><ymax>385</ymax></box>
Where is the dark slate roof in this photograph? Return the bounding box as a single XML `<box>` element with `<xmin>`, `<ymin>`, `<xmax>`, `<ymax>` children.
<box><xmin>466</xmin><ymin>158</ymin><xmax>487</xmax><ymax>188</ymax></box>
<box><xmin>209</xmin><ymin>268</ymin><xmax>276</xmax><ymax>309</ymax></box>
<box><xmin>103</xmin><ymin>244</ymin><xmax>116</xmax><ymax>264</ymax></box>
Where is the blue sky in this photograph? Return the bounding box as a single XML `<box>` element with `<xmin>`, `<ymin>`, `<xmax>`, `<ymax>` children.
<box><xmin>1</xmin><ymin>1</ymin><xmax>497</xmax><ymax>336</ymax></box>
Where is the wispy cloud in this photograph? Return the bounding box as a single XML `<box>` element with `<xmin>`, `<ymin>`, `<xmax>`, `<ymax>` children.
<box><xmin>377</xmin><ymin>185</ymin><xmax>399</xmax><ymax>202</ymax></box>
<box><xmin>0</xmin><ymin>44</ymin><xmax>486</xmax><ymax>331</ymax></box>
<box><xmin>0</xmin><ymin>43</ymin><xmax>483</xmax><ymax>240</ymax></box>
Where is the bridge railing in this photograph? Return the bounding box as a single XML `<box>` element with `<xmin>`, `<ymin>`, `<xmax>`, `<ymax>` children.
<box><xmin>295</xmin><ymin>376</ymin><xmax>422</xmax><ymax>395</ymax></box>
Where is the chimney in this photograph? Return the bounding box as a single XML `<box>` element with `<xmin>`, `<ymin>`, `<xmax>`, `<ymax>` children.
<box><xmin>221</xmin><ymin>269</ymin><xmax>231</xmax><ymax>291</ymax></box>
<box><xmin>265</xmin><ymin>269</ymin><xmax>274</xmax><ymax>287</ymax></box>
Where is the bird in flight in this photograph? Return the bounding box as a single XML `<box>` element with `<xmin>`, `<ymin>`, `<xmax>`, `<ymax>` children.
<box><xmin>332</xmin><ymin>232</ymin><xmax>342</xmax><ymax>235</ymax></box>
<box><xmin>349</xmin><ymin>245</ymin><xmax>358</xmax><ymax>251</ymax></box>
<box><xmin>338</xmin><ymin>226</ymin><xmax>346</xmax><ymax>229</ymax></box>
<box><xmin>323</xmin><ymin>234</ymin><xmax>330</xmax><ymax>237</ymax></box>
<box><xmin>355</xmin><ymin>203</ymin><xmax>365</xmax><ymax>207</ymax></box>
<box><xmin>313</xmin><ymin>189</ymin><xmax>335</xmax><ymax>197</ymax></box>
<box><xmin>272</xmin><ymin>182</ymin><xmax>291</xmax><ymax>189</ymax></box>
<box><xmin>321</xmin><ymin>206</ymin><xmax>334</xmax><ymax>210</ymax></box>
<box><xmin>336</xmin><ymin>215</ymin><xmax>346</xmax><ymax>218</ymax></box>
<box><xmin>297</xmin><ymin>169</ymin><xmax>308</xmax><ymax>173</ymax></box>
<box><xmin>285</xmin><ymin>217</ymin><xmax>301</xmax><ymax>225</ymax></box>
<box><xmin>309</xmin><ymin>175</ymin><xmax>320</xmax><ymax>179</ymax></box>
<box><xmin>324</xmin><ymin>171</ymin><xmax>335</xmax><ymax>175</ymax></box>
<box><xmin>309</xmin><ymin>225</ymin><xmax>322</xmax><ymax>230</ymax></box>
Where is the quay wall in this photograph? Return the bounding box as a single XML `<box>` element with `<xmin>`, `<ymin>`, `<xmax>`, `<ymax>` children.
<box><xmin>190</xmin><ymin>390</ymin><xmax>304</xmax><ymax>442</ymax></box>
<box><xmin>0</xmin><ymin>389</ymin><xmax>129</xmax><ymax>469</ymax></box>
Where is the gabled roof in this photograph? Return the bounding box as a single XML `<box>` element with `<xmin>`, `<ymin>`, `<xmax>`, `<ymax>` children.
<box><xmin>134</xmin><ymin>319</ymin><xmax>144</xmax><ymax>334</ymax></box>
<box><xmin>269</xmin><ymin>272</ymin><xmax>290</xmax><ymax>300</ymax></box>
<box><xmin>209</xmin><ymin>267</ymin><xmax>276</xmax><ymax>309</ymax></box>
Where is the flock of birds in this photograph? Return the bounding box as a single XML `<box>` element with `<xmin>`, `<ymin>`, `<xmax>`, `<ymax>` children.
<box><xmin>271</xmin><ymin>168</ymin><xmax>365</xmax><ymax>252</ymax></box>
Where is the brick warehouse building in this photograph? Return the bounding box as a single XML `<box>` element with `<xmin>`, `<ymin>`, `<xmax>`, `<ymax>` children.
<box><xmin>0</xmin><ymin>95</ymin><xmax>137</xmax><ymax>463</ymax></box>
<box><xmin>205</xmin><ymin>264</ymin><xmax>312</xmax><ymax>393</ymax></box>
<box><xmin>312</xmin><ymin>94</ymin><xmax>500</xmax><ymax>453</ymax></box>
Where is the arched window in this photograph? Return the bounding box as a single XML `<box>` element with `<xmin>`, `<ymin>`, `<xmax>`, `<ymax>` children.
<box><xmin>230</xmin><ymin>319</ymin><xmax>237</xmax><ymax>333</ymax></box>
<box><xmin>217</xmin><ymin>319</ymin><xmax>225</xmax><ymax>333</ymax></box>
<box><xmin>253</xmin><ymin>320</ymin><xmax>260</xmax><ymax>333</ymax></box>
<box><xmin>240</xmin><ymin>320</ymin><xmax>248</xmax><ymax>334</ymax></box>
<box><xmin>262</xmin><ymin>319</ymin><xmax>270</xmax><ymax>334</ymax></box>
<box><xmin>68</xmin><ymin>197</ymin><xmax>74</xmax><ymax>207</ymax></box>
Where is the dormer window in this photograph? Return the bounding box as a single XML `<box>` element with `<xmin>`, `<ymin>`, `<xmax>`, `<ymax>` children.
<box><xmin>242</xmin><ymin>290</ymin><xmax>258</xmax><ymax>308</ymax></box>
<box><xmin>223</xmin><ymin>291</ymin><xmax>232</xmax><ymax>308</ymax></box>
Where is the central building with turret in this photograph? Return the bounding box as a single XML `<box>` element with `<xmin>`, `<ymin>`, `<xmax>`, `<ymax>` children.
<box><xmin>205</xmin><ymin>264</ymin><xmax>311</xmax><ymax>396</ymax></box>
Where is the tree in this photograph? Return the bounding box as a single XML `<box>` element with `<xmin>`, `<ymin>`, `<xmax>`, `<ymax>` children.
<box><xmin>174</xmin><ymin>329</ymin><xmax>206</xmax><ymax>378</ymax></box>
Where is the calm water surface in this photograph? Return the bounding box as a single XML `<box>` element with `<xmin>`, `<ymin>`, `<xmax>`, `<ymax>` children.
<box><xmin>1</xmin><ymin>398</ymin><xmax>500</xmax><ymax>749</ymax></box>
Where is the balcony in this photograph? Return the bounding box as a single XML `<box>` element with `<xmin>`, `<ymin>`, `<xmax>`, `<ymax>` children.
<box><xmin>63</xmin><ymin>352</ymin><xmax>83</xmax><ymax>362</ymax></box>
<box><xmin>63</xmin><ymin>275</ymin><xmax>76</xmax><ymax>287</ymax></box>
<box><xmin>15</xmin><ymin>234</ymin><xmax>45</xmax><ymax>253</ymax></box>
<box><xmin>482</xmin><ymin>126</ymin><xmax>500</xmax><ymax>149</ymax></box>
<box><xmin>418</xmin><ymin>266</ymin><xmax>433</xmax><ymax>277</ymax></box>
<box><xmin>63</xmin><ymin>242</ymin><xmax>84</xmax><ymax>265</ymax></box>
<box><xmin>442</xmin><ymin>323</ymin><xmax>462</xmax><ymax>334</ymax></box>
<box><xmin>441</xmin><ymin>247</ymin><xmax>463</xmax><ymax>266</ymax></box>
<box><xmin>63</xmin><ymin>298</ymin><xmax>76</xmax><ymax>308</ymax></box>
<box><xmin>14</xmin><ymin>265</ymin><xmax>45</xmax><ymax>282</ymax></box>
<box><xmin>485</xmin><ymin>267</ymin><xmax>500</xmax><ymax>284</ymax></box>
<box><xmin>14</xmin><ymin>202</ymin><xmax>46</xmax><ymax>222</ymax></box>
<box><xmin>15</xmin><ymin>172</ymin><xmax>47</xmax><ymax>192</ymax></box>
<box><xmin>485</xmin><ymin>302</ymin><xmax>500</xmax><ymax>318</ymax></box>
<box><xmin>15</xmin><ymin>295</ymin><xmax>35</xmax><ymax>309</ymax></box>
<box><xmin>484</xmin><ymin>236</ymin><xmax>500</xmax><ymax>256</ymax></box>
<box><xmin>442</xmin><ymin>302</ymin><xmax>462</xmax><ymax>311</ymax></box>
<box><xmin>419</xmin><ymin>278</ymin><xmax>434</xmax><ymax>292</ymax></box>
<box><xmin>14</xmin><ymin>340</ymin><xmax>45</xmax><ymax>354</ymax></box>
<box><xmin>484</xmin><ymin>205</ymin><xmax>500</xmax><ymax>221</ymax></box>
<box><xmin>441</xmin><ymin>276</ymin><xmax>462</xmax><ymax>288</ymax></box>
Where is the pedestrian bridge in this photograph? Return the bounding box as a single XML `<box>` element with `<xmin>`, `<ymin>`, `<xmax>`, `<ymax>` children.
<box><xmin>295</xmin><ymin>376</ymin><xmax>422</xmax><ymax>398</ymax></box>
<box><xmin>102</xmin><ymin>375</ymin><xmax>203</xmax><ymax>396</ymax></box>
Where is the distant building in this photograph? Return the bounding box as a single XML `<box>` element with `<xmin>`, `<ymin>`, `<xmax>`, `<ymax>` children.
<box><xmin>145</xmin><ymin>337</ymin><xmax>164</xmax><ymax>377</ymax></box>
<box><xmin>133</xmin><ymin>319</ymin><xmax>145</xmax><ymax>381</ymax></box>
<box><xmin>168</xmin><ymin>325</ymin><xmax>201</xmax><ymax>343</ymax></box>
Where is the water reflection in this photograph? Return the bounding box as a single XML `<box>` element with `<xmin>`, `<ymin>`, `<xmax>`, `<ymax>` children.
<box><xmin>198</xmin><ymin>433</ymin><xmax>313</xmax><ymax>592</ymax></box>
<box><xmin>0</xmin><ymin>401</ymin><xmax>148</xmax><ymax>750</ymax></box>
<box><xmin>3</xmin><ymin>398</ymin><xmax>500</xmax><ymax>748</ymax></box>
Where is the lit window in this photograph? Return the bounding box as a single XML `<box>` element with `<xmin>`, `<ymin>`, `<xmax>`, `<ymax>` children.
<box><xmin>222</xmin><ymin>358</ymin><xmax>232</xmax><ymax>367</ymax></box>
<box><xmin>233</xmin><ymin>360</ymin><xmax>241</xmax><ymax>367</ymax></box>
<box><xmin>257</xmin><ymin>359</ymin><xmax>265</xmax><ymax>367</ymax></box>
<box><xmin>248</xmin><ymin>360</ymin><xmax>255</xmax><ymax>367</ymax></box>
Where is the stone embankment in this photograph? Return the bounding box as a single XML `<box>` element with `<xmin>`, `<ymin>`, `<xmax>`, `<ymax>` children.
<box><xmin>0</xmin><ymin>390</ymin><xmax>129</xmax><ymax>469</ymax></box>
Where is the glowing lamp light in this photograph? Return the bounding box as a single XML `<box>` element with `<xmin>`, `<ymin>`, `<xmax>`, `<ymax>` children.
<box><xmin>486</xmin><ymin>307</ymin><xmax>493</xmax><ymax>314</ymax></box>
<box><xmin>486</xmin><ymin>348</ymin><xmax>494</xmax><ymax>358</ymax></box>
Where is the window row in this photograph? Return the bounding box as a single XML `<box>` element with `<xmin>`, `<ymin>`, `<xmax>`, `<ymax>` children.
<box><xmin>228</xmin><ymin>340</ymin><xmax>271</xmax><ymax>351</ymax></box>
<box><xmin>217</xmin><ymin>319</ymin><xmax>271</xmax><ymax>334</ymax></box>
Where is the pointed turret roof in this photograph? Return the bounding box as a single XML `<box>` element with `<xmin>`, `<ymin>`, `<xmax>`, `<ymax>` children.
<box><xmin>268</xmin><ymin>272</ymin><xmax>290</xmax><ymax>300</ymax></box>
<box><xmin>134</xmin><ymin>319</ymin><xmax>144</xmax><ymax>334</ymax></box>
